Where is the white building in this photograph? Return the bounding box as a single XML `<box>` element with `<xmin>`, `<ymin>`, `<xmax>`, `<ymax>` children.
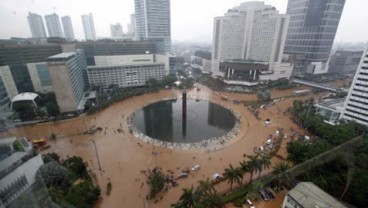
<box><xmin>282</xmin><ymin>182</ymin><xmax>347</xmax><ymax>208</ymax></box>
<box><xmin>61</xmin><ymin>16</ymin><xmax>75</xmax><ymax>40</ymax></box>
<box><xmin>87</xmin><ymin>63</ymin><xmax>164</xmax><ymax>88</ymax></box>
<box><xmin>81</xmin><ymin>13</ymin><xmax>96</xmax><ymax>40</ymax></box>
<box><xmin>0</xmin><ymin>137</ymin><xmax>43</xmax><ymax>207</ymax></box>
<box><xmin>134</xmin><ymin>0</ymin><xmax>171</xmax><ymax>52</ymax></box>
<box><xmin>314</xmin><ymin>98</ymin><xmax>346</xmax><ymax>125</ymax></box>
<box><xmin>211</xmin><ymin>2</ymin><xmax>292</xmax><ymax>81</ymax></box>
<box><xmin>27</xmin><ymin>12</ymin><xmax>47</xmax><ymax>38</ymax></box>
<box><xmin>340</xmin><ymin>46</ymin><xmax>368</xmax><ymax>125</ymax></box>
<box><xmin>47</xmin><ymin>51</ymin><xmax>86</xmax><ymax>113</ymax></box>
<box><xmin>44</xmin><ymin>13</ymin><xmax>64</xmax><ymax>38</ymax></box>
<box><xmin>110</xmin><ymin>23</ymin><xmax>123</xmax><ymax>38</ymax></box>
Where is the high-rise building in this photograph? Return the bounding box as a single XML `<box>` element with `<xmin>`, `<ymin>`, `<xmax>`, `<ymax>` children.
<box><xmin>61</xmin><ymin>16</ymin><xmax>75</xmax><ymax>40</ymax></box>
<box><xmin>340</xmin><ymin>46</ymin><xmax>368</xmax><ymax>125</ymax></box>
<box><xmin>81</xmin><ymin>13</ymin><xmax>97</xmax><ymax>40</ymax></box>
<box><xmin>134</xmin><ymin>0</ymin><xmax>171</xmax><ymax>52</ymax></box>
<box><xmin>284</xmin><ymin>0</ymin><xmax>345</xmax><ymax>73</ymax></box>
<box><xmin>110</xmin><ymin>23</ymin><xmax>123</xmax><ymax>38</ymax></box>
<box><xmin>27</xmin><ymin>12</ymin><xmax>47</xmax><ymax>38</ymax></box>
<box><xmin>47</xmin><ymin>51</ymin><xmax>86</xmax><ymax>112</ymax></box>
<box><xmin>128</xmin><ymin>14</ymin><xmax>136</xmax><ymax>36</ymax></box>
<box><xmin>44</xmin><ymin>13</ymin><xmax>64</xmax><ymax>38</ymax></box>
<box><xmin>211</xmin><ymin>2</ymin><xmax>291</xmax><ymax>81</ymax></box>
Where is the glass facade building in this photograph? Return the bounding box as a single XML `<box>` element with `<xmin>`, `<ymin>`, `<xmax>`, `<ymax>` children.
<box><xmin>27</xmin><ymin>12</ymin><xmax>47</xmax><ymax>38</ymax></box>
<box><xmin>44</xmin><ymin>13</ymin><xmax>64</xmax><ymax>38</ymax></box>
<box><xmin>135</xmin><ymin>0</ymin><xmax>171</xmax><ymax>52</ymax></box>
<box><xmin>284</xmin><ymin>0</ymin><xmax>345</xmax><ymax>67</ymax></box>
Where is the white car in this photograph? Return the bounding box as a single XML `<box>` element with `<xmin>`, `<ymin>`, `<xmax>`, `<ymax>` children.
<box><xmin>212</xmin><ymin>173</ymin><xmax>223</xmax><ymax>180</ymax></box>
<box><xmin>246</xmin><ymin>199</ymin><xmax>256</xmax><ymax>208</ymax></box>
<box><xmin>191</xmin><ymin>165</ymin><xmax>200</xmax><ymax>172</ymax></box>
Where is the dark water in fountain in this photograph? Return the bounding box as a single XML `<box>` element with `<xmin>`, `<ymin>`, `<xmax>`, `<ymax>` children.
<box><xmin>132</xmin><ymin>99</ymin><xmax>236</xmax><ymax>143</ymax></box>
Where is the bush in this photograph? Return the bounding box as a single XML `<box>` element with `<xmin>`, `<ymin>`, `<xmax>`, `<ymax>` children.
<box><xmin>147</xmin><ymin>171</ymin><xmax>165</xmax><ymax>199</ymax></box>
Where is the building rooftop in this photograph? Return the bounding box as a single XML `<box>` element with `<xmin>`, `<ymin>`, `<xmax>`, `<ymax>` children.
<box><xmin>47</xmin><ymin>52</ymin><xmax>76</xmax><ymax>61</ymax></box>
<box><xmin>11</xmin><ymin>92</ymin><xmax>39</xmax><ymax>103</ymax></box>
<box><xmin>288</xmin><ymin>182</ymin><xmax>347</xmax><ymax>208</ymax></box>
<box><xmin>315</xmin><ymin>98</ymin><xmax>346</xmax><ymax>111</ymax></box>
<box><xmin>87</xmin><ymin>62</ymin><xmax>164</xmax><ymax>69</ymax></box>
<box><xmin>223</xmin><ymin>59</ymin><xmax>267</xmax><ymax>65</ymax></box>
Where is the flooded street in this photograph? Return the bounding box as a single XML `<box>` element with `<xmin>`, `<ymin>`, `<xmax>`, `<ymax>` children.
<box><xmin>0</xmin><ymin>85</ymin><xmax>317</xmax><ymax>207</ymax></box>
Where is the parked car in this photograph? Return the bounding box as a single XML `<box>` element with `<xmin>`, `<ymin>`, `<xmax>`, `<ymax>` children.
<box><xmin>246</xmin><ymin>199</ymin><xmax>256</xmax><ymax>208</ymax></box>
<box><xmin>259</xmin><ymin>190</ymin><xmax>269</xmax><ymax>201</ymax></box>
<box><xmin>176</xmin><ymin>172</ymin><xmax>188</xmax><ymax>179</ymax></box>
<box><xmin>264</xmin><ymin>188</ymin><xmax>275</xmax><ymax>199</ymax></box>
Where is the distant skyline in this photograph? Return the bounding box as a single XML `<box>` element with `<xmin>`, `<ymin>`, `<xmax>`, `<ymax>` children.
<box><xmin>0</xmin><ymin>0</ymin><xmax>367</xmax><ymax>44</ymax></box>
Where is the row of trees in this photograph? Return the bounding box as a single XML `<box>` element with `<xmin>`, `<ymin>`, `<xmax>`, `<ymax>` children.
<box><xmin>172</xmin><ymin>153</ymin><xmax>294</xmax><ymax>208</ymax></box>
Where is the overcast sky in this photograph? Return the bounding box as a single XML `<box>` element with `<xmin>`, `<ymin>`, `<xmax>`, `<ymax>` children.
<box><xmin>0</xmin><ymin>0</ymin><xmax>367</xmax><ymax>44</ymax></box>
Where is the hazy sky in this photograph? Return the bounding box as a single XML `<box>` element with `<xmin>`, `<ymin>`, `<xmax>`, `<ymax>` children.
<box><xmin>0</xmin><ymin>0</ymin><xmax>367</xmax><ymax>44</ymax></box>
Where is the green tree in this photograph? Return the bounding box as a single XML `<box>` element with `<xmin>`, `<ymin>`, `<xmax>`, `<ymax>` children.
<box><xmin>37</xmin><ymin>161</ymin><xmax>70</xmax><ymax>190</ymax></box>
<box><xmin>63</xmin><ymin>156</ymin><xmax>88</xmax><ymax>179</ymax></box>
<box><xmin>46</xmin><ymin>101</ymin><xmax>60</xmax><ymax>116</ymax></box>
<box><xmin>223</xmin><ymin>164</ymin><xmax>243</xmax><ymax>190</ymax></box>
<box><xmin>178</xmin><ymin>186</ymin><xmax>196</xmax><ymax>208</ymax></box>
<box><xmin>259</xmin><ymin>155</ymin><xmax>271</xmax><ymax>178</ymax></box>
<box><xmin>147</xmin><ymin>171</ymin><xmax>165</xmax><ymax>199</ymax></box>
<box><xmin>239</xmin><ymin>160</ymin><xmax>250</xmax><ymax>184</ymax></box>
<box><xmin>272</xmin><ymin>161</ymin><xmax>291</xmax><ymax>190</ymax></box>
<box><xmin>247</xmin><ymin>155</ymin><xmax>261</xmax><ymax>183</ymax></box>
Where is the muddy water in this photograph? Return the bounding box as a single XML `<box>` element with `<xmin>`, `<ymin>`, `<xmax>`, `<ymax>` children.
<box><xmin>0</xmin><ymin>85</ymin><xmax>314</xmax><ymax>208</ymax></box>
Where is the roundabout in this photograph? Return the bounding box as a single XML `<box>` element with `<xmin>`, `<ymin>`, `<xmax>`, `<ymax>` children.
<box><xmin>0</xmin><ymin>84</ymin><xmax>309</xmax><ymax>208</ymax></box>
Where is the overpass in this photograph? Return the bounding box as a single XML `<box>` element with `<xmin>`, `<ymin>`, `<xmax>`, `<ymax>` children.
<box><xmin>291</xmin><ymin>79</ymin><xmax>340</xmax><ymax>93</ymax></box>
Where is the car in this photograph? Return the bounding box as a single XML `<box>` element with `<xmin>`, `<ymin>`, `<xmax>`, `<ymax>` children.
<box><xmin>212</xmin><ymin>173</ymin><xmax>223</xmax><ymax>180</ymax></box>
<box><xmin>191</xmin><ymin>165</ymin><xmax>200</xmax><ymax>172</ymax></box>
<box><xmin>259</xmin><ymin>190</ymin><xmax>269</xmax><ymax>201</ymax></box>
<box><xmin>176</xmin><ymin>172</ymin><xmax>188</xmax><ymax>179</ymax></box>
<box><xmin>246</xmin><ymin>199</ymin><xmax>256</xmax><ymax>208</ymax></box>
<box><xmin>264</xmin><ymin>188</ymin><xmax>275</xmax><ymax>199</ymax></box>
<box><xmin>266</xmin><ymin>138</ymin><xmax>272</xmax><ymax>145</ymax></box>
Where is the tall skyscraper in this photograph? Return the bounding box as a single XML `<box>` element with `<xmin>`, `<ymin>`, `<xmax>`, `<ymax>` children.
<box><xmin>211</xmin><ymin>2</ymin><xmax>290</xmax><ymax>76</ymax></box>
<box><xmin>44</xmin><ymin>13</ymin><xmax>64</xmax><ymax>38</ymax></box>
<box><xmin>61</xmin><ymin>16</ymin><xmax>75</xmax><ymax>40</ymax></box>
<box><xmin>81</xmin><ymin>13</ymin><xmax>97</xmax><ymax>40</ymax></box>
<box><xmin>340</xmin><ymin>45</ymin><xmax>368</xmax><ymax>125</ymax></box>
<box><xmin>27</xmin><ymin>12</ymin><xmax>47</xmax><ymax>38</ymax></box>
<box><xmin>134</xmin><ymin>0</ymin><xmax>171</xmax><ymax>52</ymax></box>
<box><xmin>127</xmin><ymin>14</ymin><xmax>136</xmax><ymax>36</ymax></box>
<box><xmin>284</xmin><ymin>0</ymin><xmax>345</xmax><ymax>73</ymax></box>
<box><xmin>110</xmin><ymin>23</ymin><xmax>123</xmax><ymax>38</ymax></box>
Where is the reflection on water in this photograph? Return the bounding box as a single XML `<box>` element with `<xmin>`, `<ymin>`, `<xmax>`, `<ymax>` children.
<box><xmin>132</xmin><ymin>99</ymin><xmax>236</xmax><ymax>143</ymax></box>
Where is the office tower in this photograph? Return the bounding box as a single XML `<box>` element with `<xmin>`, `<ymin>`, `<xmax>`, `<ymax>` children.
<box><xmin>47</xmin><ymin>51</ymin><xmax>86</xmax><ymax>112</ymax></box>
<box><xmin>329</xmin><ymin>50</ymin><xmax>363</xmax><ymax>74</ymax></box>
<box><xmin>211</xmin><ymin>2</ymin><xmax>290</xmax><ymax>79</ymax></box>
<box><xmin>340</xmin><ymin>46</ymin><xmax>368</xmax><ymax>125</ymax></box>
<box><xmin>284</xmin><ymin>0</ymin><xmax>345</xmax><ymax>73</ymax></box>
<box><xmin>27</xmin><ymin>12</ymin><xmax>47</xmax><ymax>38</ymax></box>
<box><xmin>110</xmin><ymin>23</ymin><xmax>123</xmax><ymax>38</ymax></box>
<box><xmin>44</xmin><ymin>13</ymin><xmax>64</xmax><ymax>38</ymax></box>
<box><xmin>128</xmin><ymin>14</ymin><xmax>136</xmax><ymax>36</ymax></box>
<box><xmin>61</xmin><ymin>16</ymin><xmax>75</xmax><ymax>40</ymax></box>
<box><xmin>81</xmin><ymin>13</ymin><xmax>97</xmax><ymax>40</ymax></box>
<box><xmin>134</xmin><ymin>0</ymin><xmax>171</xmax><ymax>52</ymax></box>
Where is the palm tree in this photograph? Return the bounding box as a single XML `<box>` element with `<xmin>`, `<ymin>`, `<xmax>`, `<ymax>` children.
<box><xmin>239</xmin><ymin>160</ymin><xmax>250</xmax><ymax>184</ymax></box>
<box><xmin>196</xmin><ymin>178</ymin><xmax>215</xmax><ymax>196</ymax></box>
<box><xmin>178</xmin><ymin>186</ymin><xmax>196</xmax><ymax>208</ymax></box>
<box><xmin>272</xmin><ymin>161</ymin><xmax>291</xmax><ymax>190</ymax></box>
<box><xmin>223</xmin><ymin>164</ymin><xmax>243</xmax><ymax>190</ymax></box>
<box><xmin>258</xmin><ymin>155</ymin><xmax>271</xmax><ymax>178</ymax></box>
<box><xmin>199</xmin><ymin>191</ymin><xmax>224</xmax><ymax>208</ymax></box>
<box><xmin>247</xmin><ymin>155</ymin><xmax>261</xmax><ymax>183</ymax></box>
